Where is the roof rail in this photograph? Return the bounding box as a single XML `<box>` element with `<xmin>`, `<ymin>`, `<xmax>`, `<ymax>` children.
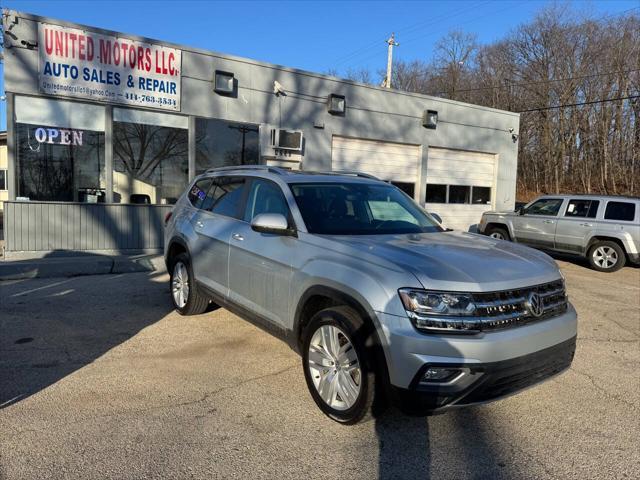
<box><xmin>315</xmin><ymin>170</ymin><xmax>381</xmax><ymax>180</ymax></box>
<box><xmin>205</xmin><ymin>165</ymin><xmax>287</xmax><ymax>175</ymax></box>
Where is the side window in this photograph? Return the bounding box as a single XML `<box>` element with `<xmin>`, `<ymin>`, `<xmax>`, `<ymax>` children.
<box><xmin>243</xmin><ymin>179</ymin><xmax>291</xmax><ymax>222</ymax></box>
<box><xmin>187</xmin><ymin>179</ymin><xmax>213</xmax><ymax>209</ymax></box>
<box><xmin>210</xmin><ymin>177</ymin><xmax>246</xmax><ymax>219</ymax></box>
<box><xmin>525</xmin><ymin>198</ymin><xmax>563</xmax><ymax>216</ymax></box>
<box><xmin>604</xmin><ymin>201</ymin><xmax>636</xmax><ymax>222</ymax></box>
<box><xmin>565</xmin><ymin>199</ymin><xmax>599</xmax><ymax>218</ymax></box>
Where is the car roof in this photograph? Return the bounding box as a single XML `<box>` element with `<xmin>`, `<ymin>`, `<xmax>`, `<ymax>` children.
<box><xmin>199</xmin><ymin>165</ymin><xmax>385</xmax><ymax>185</ymax></box>
<box><xmin>536</xmin><ymin>194</ymin><xmax>639</xmax><ymax>201</ymax></box>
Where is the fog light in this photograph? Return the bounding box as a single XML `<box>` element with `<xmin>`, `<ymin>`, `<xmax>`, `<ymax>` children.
<box><xmin>422</xmin><ymin>367</ymin><xmax>460</xmax><ymax>382</ymax></box>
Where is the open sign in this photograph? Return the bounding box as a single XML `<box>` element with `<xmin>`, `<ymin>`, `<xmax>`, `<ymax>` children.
<box><xmin>34</xmin><ymin>127</ymin><xmax>84</xmax><ymax>146</ymax></box>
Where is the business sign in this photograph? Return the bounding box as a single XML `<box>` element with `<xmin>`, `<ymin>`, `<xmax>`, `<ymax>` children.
<box><xmin>38</xmin><ymin>23</ymin><xmax>182</xmax><ymax>111</ymax></box>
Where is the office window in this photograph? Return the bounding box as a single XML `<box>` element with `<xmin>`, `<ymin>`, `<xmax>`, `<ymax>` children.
<box><xmin>565</xmin><ymin>199</ymin><xmax>599</xmax><ymax>218</ymax></box>
<box><xmin>16</xmin><ymin>123</ymin><xmax>105</xmax><ymax>202</ymax></box>
<box><xmin>449</xmin><ymin>185</ymin><xmax>470</xmax><ymax>204</ymax></box>
<box><xmin>113</xmin><ymin>121</ymin><xmax>188</xmax><ymax>205</ymax></box>
<box><xmin>0</xmin><ymin>170</ymin><xmax>6</xmax><ymax>191</ymax></box>
<box><xmin>604</xmin><ymin>201</ymin><xmax>636</xmax><ymax>222</ymax></box>
<box><xmin>472</xmin><ymin>186</ymin><xmax>491</xmax><ymax>205</ymax></box>
<box><xmin>425</xmin><ymin>184</ymin><xmax>447</xmax><ymax>203</ymax></box>
<box><xmin>196</xmin><ymin>118</ymin><xmax>260</xmax><ymax>175</ymax></box>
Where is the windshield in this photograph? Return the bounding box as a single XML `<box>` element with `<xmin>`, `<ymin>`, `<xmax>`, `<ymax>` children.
<box><xmin>289</xmin><ymin>182</ymin><xmax>443</xmax><ymax>235</ymax></box>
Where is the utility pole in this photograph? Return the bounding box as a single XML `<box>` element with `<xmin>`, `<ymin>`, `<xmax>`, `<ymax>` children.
<box><xmin>383</xmin><ymin>33</ymin><xmax>399</xmax><ymax>89</ymax></box>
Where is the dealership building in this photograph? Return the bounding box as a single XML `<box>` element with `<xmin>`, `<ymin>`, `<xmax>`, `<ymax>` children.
<box><xmin>2</xmin><ymin>9</ymin><xmax>519</xmax><ymax>256</ymax></box>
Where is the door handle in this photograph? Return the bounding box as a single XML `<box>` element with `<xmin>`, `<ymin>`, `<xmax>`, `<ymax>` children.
<box><xmin>195</xmin><ymin>221</ymin><xmax>204</xmax><ymax>229</ymax></box>
<box><xmin>580</xmin><ymin>223</ymin><xmax>593</xmax><ymax>227</ymax></box>
<box><xmin>543</xmin><ymin>220</ymin><xmax>555</xmax><ymax>224</ymax></box>
<box><xmin>232</xmin><ymin>233</ymin><xmax>244</xmax><ymax>241</ymax></box>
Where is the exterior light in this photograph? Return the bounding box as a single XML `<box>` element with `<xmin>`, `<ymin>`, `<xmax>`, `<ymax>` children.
<box><xmin>214</xmin><ymin>70</ymin><xmax>235</xmax><ymax>95</ymax></box>
<box><xmin>422</xmin><ymin>109</ymin><xmax>438</xmax><ymax>129</ymax></box>
<box><xmin>328</xmin><ymin>94</ymin><xmax>346</xmax><ymax>115</ymax></box>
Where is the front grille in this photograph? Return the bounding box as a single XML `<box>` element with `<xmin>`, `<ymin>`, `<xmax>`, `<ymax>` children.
<box><xmin>470</xmin><ymin>279</ymin><xmax>568</xmax><ymax>331</ymax></box>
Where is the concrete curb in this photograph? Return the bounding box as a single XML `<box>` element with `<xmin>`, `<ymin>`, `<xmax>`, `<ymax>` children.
<box><xmin>0</xmin><ymin>255</ymin><xmax>157</xmax><ymax>280</ymax></box>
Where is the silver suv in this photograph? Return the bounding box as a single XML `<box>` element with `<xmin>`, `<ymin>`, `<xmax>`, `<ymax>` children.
<box><xmin>164</xmin><ymin>166</ymin><xmax>577</xmax><ymax>424</ymax></box>
<box><xmin>479</xmin><ymin>195</ymin><xmax>640</xmax><ymax>272</ymax></box>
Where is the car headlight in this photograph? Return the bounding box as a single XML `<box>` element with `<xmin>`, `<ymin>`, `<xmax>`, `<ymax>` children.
<box><xmin>398</xmin><ymin>288</ymin><xmax>480</xmax><ymax>334</ymax></box>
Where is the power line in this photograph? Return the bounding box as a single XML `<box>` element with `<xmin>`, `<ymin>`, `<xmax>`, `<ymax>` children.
<box><xmin>518</xmin><ymin>95</ymin><xmax>639</xmax><ymax>113</ymax></box>
<box><xmin>438</xmin><ymin>69</ymin><xmax>640</xmax><ymax>95</ymax></box>
<box><xmin>332</xmin><ymin>1</ymin><xmax>490</xmax><ymax>68</ymax></box>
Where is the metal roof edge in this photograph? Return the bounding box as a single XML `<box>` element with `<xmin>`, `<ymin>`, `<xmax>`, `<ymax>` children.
<box><xmin>3</xmin><ymin>8</ymin><xmax>520</xmax><ymax>119</ymax></box>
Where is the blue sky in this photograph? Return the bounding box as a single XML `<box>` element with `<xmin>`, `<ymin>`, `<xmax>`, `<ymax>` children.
<box><xmin>1</xmin><ymin>0</ymin><xmax>638</xmax><ymax>130</ymax></box>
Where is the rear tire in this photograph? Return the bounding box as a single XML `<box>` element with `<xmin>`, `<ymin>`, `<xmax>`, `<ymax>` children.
<box><xmin>302</xmin><ymin>306</ymin><xmax>380</xmax><ymax>424</ymax></box>
<box><xmin>587</xmin><ymin>241</ymin><xmax>625</xmax><ymax>272</ymax></box>
<box><xmin>486</xmin><ymin>226</ymin><xmax>510</xmax><ymax>241</ymax></box>
<box><xmin>169</xmin><ymin>252</ymin><xmax>210</xmax><ymax>315</ymax></box>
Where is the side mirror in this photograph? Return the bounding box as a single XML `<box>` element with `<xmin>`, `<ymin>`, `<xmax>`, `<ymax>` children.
<box><xmin>251</xmin><ymin>213</ymin><xmax>295</xmax><ymax>236</ymax></box>
<box><xmin>430</xmin><ymin>212</ymin><xmax>443</xmax><ymax>224</ymax></box>
<box><xmin>518</xmin><ymin>208</ymin><xmax>526</xmax><ymax>216</ymax></box>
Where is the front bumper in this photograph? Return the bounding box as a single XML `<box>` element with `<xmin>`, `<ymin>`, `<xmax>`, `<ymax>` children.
<box><xmin>392</xmin><ymin>335</ymin><xmax>576</xmax><ymax>414</ymax></box>
<box><xmin>375</xmin><ymin>303</ymin><xmax>578</xmax><ymax>389</ymax></box>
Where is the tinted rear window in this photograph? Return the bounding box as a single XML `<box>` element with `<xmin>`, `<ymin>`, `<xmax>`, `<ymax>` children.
<box><xmin>604</xmin><ymin>201</ymin><xmax>636</xmax><ymax>221</ymax></box>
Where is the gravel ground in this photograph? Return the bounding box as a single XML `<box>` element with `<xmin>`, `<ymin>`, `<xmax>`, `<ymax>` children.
<box><xmin>0</xmin><ymin>257</ymin><xmax>638</xmax><ymax>479</ymax></box>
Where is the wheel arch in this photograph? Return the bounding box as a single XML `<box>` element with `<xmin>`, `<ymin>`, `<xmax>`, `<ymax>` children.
<box><xmin>485</xmin><ymin>222</ymin><xmax>512</xmax><ymax>238</ymax></box>
<box><xmin>294</xmin><ymin>285</ymin><xmax>378</xmax><ymax>352</ymax></box>
<box><xmin>587</xmin><ymin>236</ymin><xmax>628</xmax><ymax>257</ymax></box>
<box><xmin>165</xmin><ymin>236</ymin><xmax>190</xmax><ymax>270</ymax></box>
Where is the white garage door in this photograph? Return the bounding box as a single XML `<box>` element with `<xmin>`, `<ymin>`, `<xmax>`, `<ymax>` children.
<box><xmin>331</xmin><ymin>136</ymin><xmax>421</xmax><ymax>198</ymax></box>
<box><xmin>425</xmin><ymin>147</ymin><xmax>497</xmax><ymax>231</ymax></box>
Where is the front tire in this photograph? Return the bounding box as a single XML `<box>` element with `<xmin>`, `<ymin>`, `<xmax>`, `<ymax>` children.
<box><xmin>485</xmin><ymin>226</ymin><xmax>510</xmax><ymax>241</ymax></box>
<box><xmin>587</xmin><ymin>241</ymin><xmax>625</xmax><ymax>272</ymax></box>
<box><xmin>302</xmin><ymin>306</ymin><xmax>378</xmax><ymax>424</ymax></box>
<box><xmin>169</xmin><ymin>252</ymin><xmax>209</xmax><ymax>315</ymax></box>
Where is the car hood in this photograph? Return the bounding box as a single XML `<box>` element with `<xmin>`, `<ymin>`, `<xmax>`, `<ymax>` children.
<box><xmin>326</xmin><ymin>231</ymin><xmax>560</xmax><ymax>292</ymax></box>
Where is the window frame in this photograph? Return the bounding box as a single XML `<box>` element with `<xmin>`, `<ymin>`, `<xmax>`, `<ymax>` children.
<box><xmin>448</xmin><ymin>185</ymin><xmax>471</xmax><ymax>205</ymax></box>
<box><xmin>425</xmin><ymin>183</ymin><xmax>448</xmax><ymax>204</ymax></box>
<box><xmin>0</xmin><ymin>169</ymin><xmax>7</xmax><ymax>191</ymax></box>
<box><xmin>207</xmin><ymin>175</ymin><xmax>249</xmax><ymax>220</ymax></box>
<box><xmin>564</xmin><ymin>199</ymin><xmax>600</xmax><ymax>219</ymax></box>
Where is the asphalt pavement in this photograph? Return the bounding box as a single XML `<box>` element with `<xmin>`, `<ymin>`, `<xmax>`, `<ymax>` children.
<box><xmin>1</xmin><ymin>257</ymin><xmax>638</xmax><ymax>479</ymax></box>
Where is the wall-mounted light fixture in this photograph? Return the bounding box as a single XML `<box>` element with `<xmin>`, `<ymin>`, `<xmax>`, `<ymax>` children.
<box><xmin>422</xmin><ymin>109</ymin><xmax>438</xmax><ymax>129</ymax></box>
<box><xmin>328</xmin><ymin>94</ymin><xmax>346</xmax><ymax>115</ymax></box>
<box><xmin>214</xmin><ymin>70</ymin><xmax>235</xmax><ymax>95</ymax></box>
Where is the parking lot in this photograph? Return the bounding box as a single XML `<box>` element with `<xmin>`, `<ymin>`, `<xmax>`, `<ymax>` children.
<box><xmin>1</xmin><ymin>258</ymin><xmax>638</xmax><ymax>479</ymax></box>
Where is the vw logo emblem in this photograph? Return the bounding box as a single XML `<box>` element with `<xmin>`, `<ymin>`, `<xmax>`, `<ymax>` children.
<box><xmin>526</xmin><ymin>292</ymin><xmax>544</xmax><ymax>317</ymax></box>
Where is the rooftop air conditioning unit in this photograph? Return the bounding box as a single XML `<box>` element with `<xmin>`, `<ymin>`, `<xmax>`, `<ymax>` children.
<box><xmin>271</xmin><ymin>128</ymin><xmax>303</xmax><ymax>151</ymax></box>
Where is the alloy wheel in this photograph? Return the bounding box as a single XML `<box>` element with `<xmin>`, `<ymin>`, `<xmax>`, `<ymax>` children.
<box><xmin>489</xmin><ymin>232</ymin><xmax>505</xmax><ymax>240</ymax></box>
<box><xmin>307</xmin><ymin>325</ymin><xmax>361</xmax><ymax>411</ymax></box>
<box><xmin>172</xmin><ymin>261</ymin><xmax>190</xmax><ymax>308</ymax></box>
<box><xmin>593</xmin><ymin>246</ymin><xmax>618</xmax><ymax>269</ymax></box>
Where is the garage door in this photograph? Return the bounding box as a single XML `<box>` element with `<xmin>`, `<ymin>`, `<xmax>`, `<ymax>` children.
<box><xmin>331</xmin><ymin>136</ymin><xmax>421</xmax><ymax>198</ymax></box>
<box><xmin>425</xmin><ymin>147</ymin><xmax>497</xmax><ymax>231</ymax></box>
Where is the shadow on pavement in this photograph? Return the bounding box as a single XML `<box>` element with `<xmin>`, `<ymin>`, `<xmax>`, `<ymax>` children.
<box><xmin>0</xmin><ymin>260</ymin><xmax>171</xmax><ymax>408</ymax></box>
